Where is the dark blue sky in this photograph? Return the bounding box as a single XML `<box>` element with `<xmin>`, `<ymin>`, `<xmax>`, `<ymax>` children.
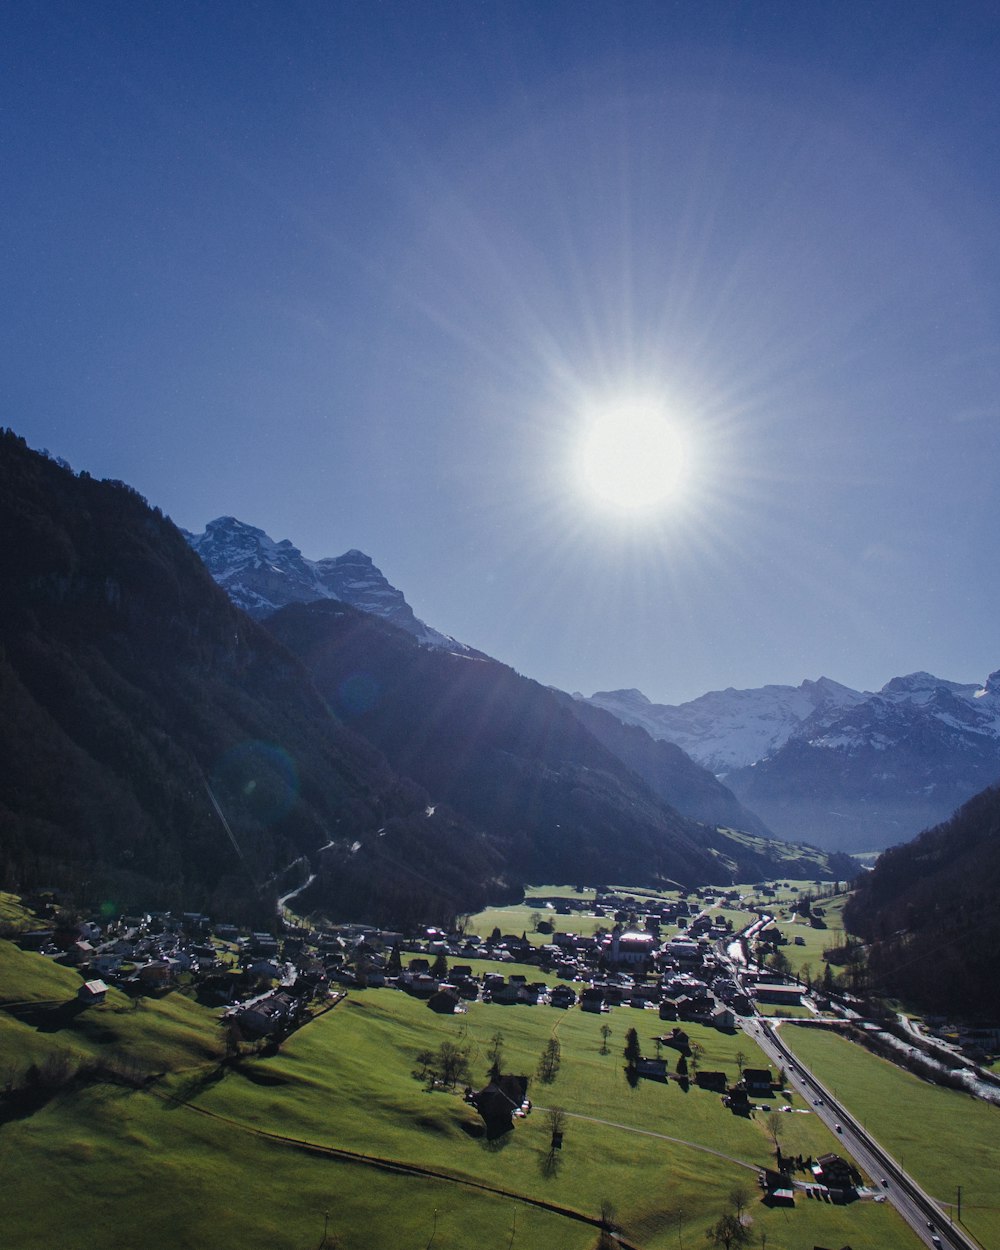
<box><xmin>4</xmin><ymin>2</ymin><xmax>999</xmax><ymax>702</ymax></box>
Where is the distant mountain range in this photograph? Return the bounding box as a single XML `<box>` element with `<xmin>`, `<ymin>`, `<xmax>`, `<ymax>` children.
<box><xmin>579</xmin><ymin>676</ymin><xmax>1000</xmax><ymax>851</ymax></box>
<box><xmin>188</xmin><ymin>516</ymin><xmax>1000</xmax><ymax>858</ymax></box>
<box><xmin>186</xmin><ymin>515</ymin><xmax>789</xmax><ymax>851</ymax></box>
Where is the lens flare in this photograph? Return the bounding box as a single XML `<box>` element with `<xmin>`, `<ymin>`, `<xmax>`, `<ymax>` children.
<box><xmin>211</xmin><ymin>741</ymin><xmax>299</xmax><ymax>825</ymax></box>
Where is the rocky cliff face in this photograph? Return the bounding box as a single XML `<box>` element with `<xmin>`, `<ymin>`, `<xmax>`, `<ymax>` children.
<box><xmin>184</xmin><ymin>516</ymin><xmax>463</xmax><ymax>650</ymax></box>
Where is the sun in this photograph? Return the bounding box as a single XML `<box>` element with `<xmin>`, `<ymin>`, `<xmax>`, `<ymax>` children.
<box><xmin>576</xmin><ymin>399</ymin><xmax>690</xmax><ymax>514</ymax></box>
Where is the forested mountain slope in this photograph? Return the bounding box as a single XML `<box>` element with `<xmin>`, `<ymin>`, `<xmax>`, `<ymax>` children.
<box><xmin>847</xmin><ymin>784</ymin><xmax>1000</xmax><ymax>1019</ymax></box>
<box><xmin>0</xmin><ymin>431</ymin><xmax>504</xmax><ymax>925</ymax></box>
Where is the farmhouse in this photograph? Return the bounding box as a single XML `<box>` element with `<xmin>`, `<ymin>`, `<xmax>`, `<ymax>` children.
<box><xmin>427</xmin><ymin>987</ymin><xmax>462</xmax><ymax>1014</ymax></box>
<box><xmin>742</xmin><ymin>1067</ymin><xmax>773</xmax><ymax>1095</ymax></box>
<box><xmin>228</xmin><ymin>989</ymin><xmax>298</xmax><ymax>1037</ymax></box>
<box><xmin>467</xmin><ymin>1075</ymin><xmax>530</xmax><ymax>1139</ymax></box>
<box><xmin>634</xmin><ymin>1057</ymin><xmax>668</xmax><ymax>1081</ymax></box>
<box><xmin>811</xmin><ymin>1153</ymin><xmax>860</xmax><ymax>1194</ymax></box>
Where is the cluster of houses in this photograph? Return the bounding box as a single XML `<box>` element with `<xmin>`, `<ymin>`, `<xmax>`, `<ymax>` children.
<box><xmin>386</xmin><ymin>905</ymin><xmax>808</xmax><ymax>1026</ymax></box>
<box><xmin>14</xmin><ymin>882</ymin><xmax>812</xmax><ymax>1042</ymax></box>
<box><xmin>16</xmin><ymin>907</ymin><xmax>328</xmax><ymax>1037</ymax></box>
<box><xmin>924</xmin><ymin>1018</ymin><xmax>1000</xmax><ymax>1064</ymax></box>
<box><xmin>20</xmin><ymin>909</ymin><xmax>236</xmax><ymax>991</ymax></box>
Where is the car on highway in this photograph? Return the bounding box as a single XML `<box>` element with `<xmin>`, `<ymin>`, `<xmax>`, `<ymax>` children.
<box><xmin>834</xmin><ymin>1123</ymin><xmax>843</xmax><ymax>1133</ymax></box>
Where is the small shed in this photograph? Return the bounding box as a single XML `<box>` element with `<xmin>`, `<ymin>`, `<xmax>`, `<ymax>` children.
<box><xmin>78</xmin><ymin>979</ymin><xmax>109</xmax><ymax>1004</ymax></box>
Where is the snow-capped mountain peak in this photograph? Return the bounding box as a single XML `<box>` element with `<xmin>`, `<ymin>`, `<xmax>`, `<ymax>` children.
<box><xmin>184</xmin><ymin>516</ymin><xmax>464</xmax><ymax>651</ymax></box>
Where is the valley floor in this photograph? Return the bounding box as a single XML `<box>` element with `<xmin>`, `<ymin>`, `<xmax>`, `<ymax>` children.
<box><xmin>1</xmin><ymin>935</ymin><xmax>928</xmax><ymax>1250</ymax></box>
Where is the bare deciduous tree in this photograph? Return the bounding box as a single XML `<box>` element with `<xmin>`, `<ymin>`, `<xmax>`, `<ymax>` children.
<box><xmin>764</xmin><ymin>1110</ymin><xmax>784</xmax><ymax>1158</ymax></box>
<box><xmin>705</xmin><ymin>1211</ymin><xmax>751</xmax><ymax>1249</ymax></box>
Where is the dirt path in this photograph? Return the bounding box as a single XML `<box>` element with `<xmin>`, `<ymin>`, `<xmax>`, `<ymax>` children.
<box><xmin>536</xmin><ymin>1105</ymin><xmax>763</xmax><ymax>1175</ymax></box>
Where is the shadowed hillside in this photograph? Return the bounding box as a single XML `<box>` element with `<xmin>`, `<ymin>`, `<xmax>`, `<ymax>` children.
<box><xmin>0</xmin><ymin>430</ymin><xmax>506</xmax><ymax>925</ymax></box>
<box><xmin>267</xmin><ymin>599</ymin><xmax>793</xmax><ymax>890</ymax></box>
<box><xmin>846</xmin><ymin>785</ymin><xmax>1000</xmax><ymax>1019</ymax></box>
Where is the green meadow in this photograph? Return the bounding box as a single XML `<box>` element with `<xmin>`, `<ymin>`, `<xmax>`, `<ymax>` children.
<box><xmin>466</xmin><ymin>885</ymin><xmax>758</xmax><ymax>950</ymax></box>
<box><xmin>465</xmin><ymin>902</ymin><xmax>612</xmax><ymax>944</ymax></box>
<box><xmin>780</xmin><ymin>1023</ymin><xmax>1000</xmax><ymax>1250</ymax></box>
<box><xmin>1</xmin><ymin>938</ymin><xmax>925</xmax><ymax>1250</ymax></box>
<box><xmin>770</xmin><ymin>893</ymin><xmax>853</xmax><ymax>982</ymax></box>
<box><xmin>0</xmin><ymin>891</ymin><xmax>36</xmax><ymax>932</ymax></box>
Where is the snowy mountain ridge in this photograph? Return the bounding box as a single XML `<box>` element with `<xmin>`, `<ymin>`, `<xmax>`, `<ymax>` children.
<box><xmin>184</xmin><ymin>516</ymin><xmax>464</xmax><ymax>651</ymax></box>
<box><xmin>579</xmin><ymin>671</ymin><xmax>1000</xmax><ymax>850</ymax></box>
<box><xmin>581</xmin><ymin>672</ymin><xmax>1000</xmax><ymax>775</ymax></box>
<box><xmin>581</xmin><ymin>675</ymin><xmax>867</xmax><ymax>773</ymax></box>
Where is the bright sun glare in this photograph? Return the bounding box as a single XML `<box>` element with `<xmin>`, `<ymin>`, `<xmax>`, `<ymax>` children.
<box><xmin>576</xmin><ymin>400</ymin><xmax>690</xmax><ymax>514</ymax></box>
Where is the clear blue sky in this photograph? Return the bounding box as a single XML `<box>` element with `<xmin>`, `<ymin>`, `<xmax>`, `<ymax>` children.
<box><xmin>4</xmin><ymin>1</ymin><xmax>999</xmax><ymax>703</ymax></box>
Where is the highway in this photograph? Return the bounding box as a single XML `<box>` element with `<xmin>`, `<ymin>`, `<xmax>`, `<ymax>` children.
<box><xmin>715</xmin><ymin>919</ymin><xmax>979</xmax><ymax>1250</ymax></box>
<box><xmin>743</xmin><ymin>1013</ymin><xmax>979</xmax><ymax>1250</ymax></box>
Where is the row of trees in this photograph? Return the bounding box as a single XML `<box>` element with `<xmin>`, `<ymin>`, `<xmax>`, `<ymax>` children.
<box><xmin>414</xmin><ymin>1028</ymin><xmax>564</xmax><ymax>1091</ymax></box>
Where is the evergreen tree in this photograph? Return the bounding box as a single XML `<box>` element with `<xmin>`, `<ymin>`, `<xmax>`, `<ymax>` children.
<box><xmin>537</xmin><ymin>1036</ymin><xmax>562</xmax><ymax>1083</ymax></box>
<box><xmin>486</xmin><ymin>1030</ymin><xmax>504</xmax><ymax>1081</ymax></box>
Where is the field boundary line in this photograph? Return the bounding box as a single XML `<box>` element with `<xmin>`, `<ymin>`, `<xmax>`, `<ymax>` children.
<box><xmin>160</xmin><ymin>1084</ymin><xmax>643</xmax><ymax>1248</ymax></box>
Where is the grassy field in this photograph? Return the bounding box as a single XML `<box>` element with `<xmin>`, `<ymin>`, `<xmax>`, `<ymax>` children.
<box><xmin>465</xmin><ymin>902</ymin><xmax>612</xmax><ymax>944</ymax></box>
<box><xmin>0</xmin><ymin>891</ymin><xmax>37</xmax><ymax>932</ymax></box>
<box><xmin>466</xmin><ymin>886</ymin><xmax>757</xmax><ymax>950</ymax></box>
<box><xmin>523</xmin><ymin>885</ymin><xmax>597</xmax><ymax>902</ymax></box>
<box><xmin>756</xmin><ymin>1002</ymin><xmax>815</xmax><ymax>1018</ymax></box>
<box><xmin>780</xmin><ymin>1023</ymin><xmax>1000</xmax><ymax>1250</ymax></box>
<box><xmin>0</xmin><ymin>935</ymin><xmax>927</xmax><ymax>1250</ymax></box>
<box><xmin>0</xmin><ymin>940</ymin><xmax>224</xmax><ymax>1081</ymax></box>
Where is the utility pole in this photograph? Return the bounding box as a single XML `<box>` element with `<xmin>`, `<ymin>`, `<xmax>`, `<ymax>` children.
<box><xmin>957</xmin><ymin>1185</ymin><xmax>962</xmax><ymax>1224</ymax></box>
